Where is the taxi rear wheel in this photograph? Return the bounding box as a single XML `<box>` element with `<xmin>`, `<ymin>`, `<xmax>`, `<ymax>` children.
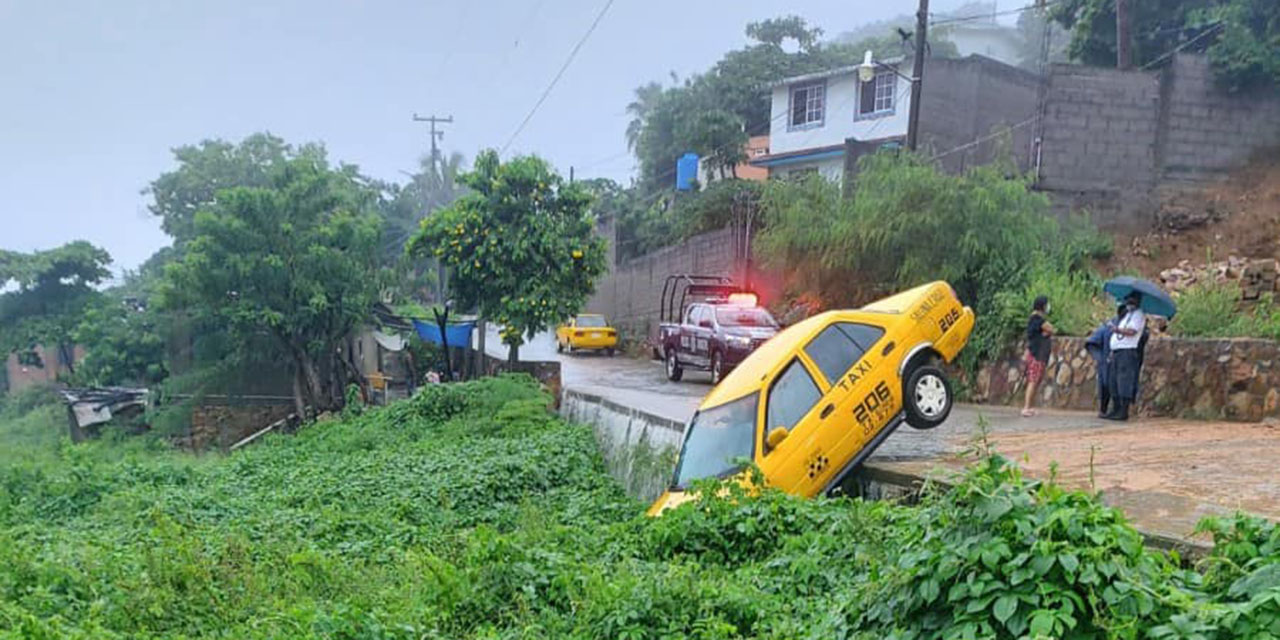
<box><xmin>904</xmin><ymin>365</ymin><xmax>952</xmax><ymax>429</ymax></box>
<box><xmin>665</xmin><ymin>349</ymin><xmax>684</xmax><ymax>381</ymax></box>
<box><xmin>556</xmin><ymin>340</ymin><xmax>564</xmax><ymax>354</ymax></box>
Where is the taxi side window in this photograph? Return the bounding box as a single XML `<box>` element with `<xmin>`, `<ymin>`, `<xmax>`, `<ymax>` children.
<box><xmin>766</xmin><ymin>358</ymin><xmax>822</xmax><ymax>438</ymax></box>
<box><xmin>805</xmin><ymin>325</ymin><xmax>865</xmax><ymax>384</ymax></box>
<box><xmin>837</xmin><ymin>322</ymin><xmax>885</xmax><ymax>352</ymax></box>
<box><xmin>803</xmin><ymin>323</ymin><xmax>886</xmax><ymax>384</ymax></box>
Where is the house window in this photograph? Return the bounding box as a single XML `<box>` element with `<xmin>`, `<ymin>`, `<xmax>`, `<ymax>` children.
<box><xmin>790</xmin><ymin>82</ymin><xmax>825</xmax><ymax>128</ymax></box>
<box><xmin>858</xmin><ymin>70</ymin><xmax>897</xmax><ymax>117</ymax></box>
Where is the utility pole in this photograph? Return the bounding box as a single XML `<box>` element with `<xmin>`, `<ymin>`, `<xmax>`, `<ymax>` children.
<box><xmin>412</xmin><ymin>113</ymin><xmax>454</xmax><ymax>305</ymax></box>
<box><xmin>1115</xmin><ymin>0</ymin><xmax>1132</xmax><ymax>69</ymax></box>
<box><xmin>906</xmin><ymin>0</ymin><xmax>929</xmax><ymax>151</ymax></box>
<box><xmin>413</xmin><ymin>113</ymin><xmax>454</xmax><ymax>173</ymax></box>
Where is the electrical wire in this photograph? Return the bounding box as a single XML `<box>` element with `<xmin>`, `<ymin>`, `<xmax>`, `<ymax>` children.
<box><xmin>500</xmin><ymin>0</ymin><xmax>617</xmax><ymax>155</ymax></box>
<box><xmin>1140</xmin><ymin>22</ymin><xmax>1224</xmax><ymax>70</ymax></box>
<box><xmin>929</xmin><ymin>0</ymin><xmax>1061</xmax><ymax>27</ymax></box>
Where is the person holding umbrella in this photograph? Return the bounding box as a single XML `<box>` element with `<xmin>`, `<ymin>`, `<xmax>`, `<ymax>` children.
<box><xmin>1100</xmin><ymin>277</ymin><xmax>1178</xmax><ymax>421</ymax></box>
<box><xmin>1104</xmin><ymin>292</ymin><xmax>1145</xmax><ymax>421</ymax></box>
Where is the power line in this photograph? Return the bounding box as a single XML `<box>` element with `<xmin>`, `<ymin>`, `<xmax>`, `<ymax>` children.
<box><xmin>500</xmin><ymin>0</ymin><xmax>617</xmax><ymax>155</ymax></box>
<box><xmin>929</xmin><ymin>0</ymin><xmax>1061</xmax><ymax>27</ymax></box>
<box><xmin>929</xmin><ymin>115</ymin><xmax>1040</xmax><ymax>161</ymax></box>
<box><xmin>1140</xmin><ymin>22</ymin><xmax>1223</xmax><ymax>70</ymax></box>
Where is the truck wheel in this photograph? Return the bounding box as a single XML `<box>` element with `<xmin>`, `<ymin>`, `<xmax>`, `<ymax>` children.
<box><xmin>710</xmin><ymin>350</ymin><xmax>724</xmax><ymax>385</ymax></box>
<box><xmin>665</xmin><ymin>349</ymin><xmax>684</xmax><ymax>382</ymax></box>
<box><xmin>904</xmin><ymin>365</ymin><xmax>952</xmax><ymax>430</ymax></box>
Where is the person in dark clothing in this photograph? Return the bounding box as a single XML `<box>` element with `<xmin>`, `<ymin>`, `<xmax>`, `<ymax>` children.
<box><xmin>1104</xmin><ymin>292</ymin><xmax>1146</xmax><ymax>421</ymax></box>
<box><xmin>1084</xmin><ymin>305</ymin><xmax>1124</xmax><ymax>418</ymax></box>
<box><xmin>1022</xmin><ymin>295</ymin><xmax>1055</xmax><ymax>417</ymax></box>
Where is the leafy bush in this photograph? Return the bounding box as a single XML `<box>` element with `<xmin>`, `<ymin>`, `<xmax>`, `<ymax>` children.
<box><xmin>992</xmin><ymin>267</ymin><xmax>1111</xmax><ymax>346</ymax></box>
<box><xmin>756</xmin><ymin>153</ymin><xmax>1111</xmax><ymax>369</ymax></box>
<box><xmin>5</xmin><ymin>375</ymin><xmax>1280</xmax><ymax>638</ymax></box>
<box><xmin>1171</xmin><ymin>283</ymin><xmax>1280</xmax><ymax>340</ymax></box>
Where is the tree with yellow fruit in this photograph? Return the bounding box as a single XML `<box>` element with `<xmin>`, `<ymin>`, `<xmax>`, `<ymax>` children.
<box><xmin>408</xmin><ymin>149</ymin><xmax>607</xmax><ymax>362</ymax></box>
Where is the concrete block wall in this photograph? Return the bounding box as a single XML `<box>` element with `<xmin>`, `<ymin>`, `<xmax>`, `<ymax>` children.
<box><xmin>1160</xmin><ymin>54</ymin><xmax>1280</xmax><ymax>183</ymax></box>
<box><xmin>918</xmin><ymin>55</ymin><xmax>1041</xmax><ymax>173</ymax></box>
<box><xmin>1039</xmin><ymin>54</ymin><xmax>1280</xmax><ymax>230</ymax></box>
<box><xmin>1038</xmin><ymin>63</ymin><xmax>1162</xmax><ymax>230</ymax></box>
<box><xmin>586</xmin><ymin>227</ymin><xmax>743</xmax><ymax>347</ymax></box>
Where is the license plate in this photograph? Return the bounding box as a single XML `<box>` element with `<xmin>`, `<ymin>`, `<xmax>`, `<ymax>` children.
<box><xmin>591</xmin><ymin>332</ymin><xmax>602</xmax><ymax>338</ymax></box>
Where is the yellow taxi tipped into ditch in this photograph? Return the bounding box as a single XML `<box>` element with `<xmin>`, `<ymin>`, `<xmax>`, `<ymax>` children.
<box><xmin>556</xmin><ymin>314</ymin><xmax>619</xmax><ymax>356</ymax></box>
<box><xmin>648</xmin><ymin>281</ymin><xmax>975</xmax><ymax>516</ymax></box>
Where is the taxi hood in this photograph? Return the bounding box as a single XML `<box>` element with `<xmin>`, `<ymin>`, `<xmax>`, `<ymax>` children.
<box><xmin>646</xmin><ymin>489</ymin><xmax>697</xmax><ymax>517</ymax></box>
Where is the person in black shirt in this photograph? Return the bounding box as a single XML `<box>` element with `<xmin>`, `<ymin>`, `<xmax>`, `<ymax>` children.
<box><xmin>1022</xmin><ymin>295</ymin><xmax>1055</xmax><ymax>417</ymax></box>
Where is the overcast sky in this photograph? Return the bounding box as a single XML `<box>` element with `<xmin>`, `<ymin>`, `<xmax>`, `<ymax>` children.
<box><xmin>0</xmin><ymin>0</ymin><xmax>989</xmax><ymax>275</ymax></box>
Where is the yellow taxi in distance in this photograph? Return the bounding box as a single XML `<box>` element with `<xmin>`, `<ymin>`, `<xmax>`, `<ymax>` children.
<box><xmin>556</xmin><ymin>314</ymin><xmax>619</xmax><ymax>356</ymax></box>
<box><xmin>648</xmin><ymin>281</ymin><xmax>975</xmax><ymax>516</ymax></box>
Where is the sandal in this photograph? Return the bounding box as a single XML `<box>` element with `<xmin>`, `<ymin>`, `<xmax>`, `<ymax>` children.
<box><xmin>1020</xmin><ymin>409</ymin><xmax>1037</xmax><ymax>417</ymax></box>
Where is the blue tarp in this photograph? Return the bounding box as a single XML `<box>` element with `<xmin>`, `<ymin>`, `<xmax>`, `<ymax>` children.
<box><xmin>412</xmin><ymin>319</ymin><xmax>476</xmax><ymax>347</ymax></box>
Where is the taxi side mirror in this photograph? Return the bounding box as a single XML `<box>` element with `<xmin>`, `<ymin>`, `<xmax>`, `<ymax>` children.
<box><xmin>766</xmin><ymin>426</ymin><xmax>789</xmax><ymax>449</ymax></box>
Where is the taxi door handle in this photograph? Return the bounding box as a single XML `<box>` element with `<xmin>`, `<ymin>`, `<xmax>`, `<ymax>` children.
<box><xmin>820</xmin><ymin>403</ymin><xmax>834</xmax><ymax>419</ymax></box>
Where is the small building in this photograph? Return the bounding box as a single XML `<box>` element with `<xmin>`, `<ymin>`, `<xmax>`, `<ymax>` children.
<box><xmin>696</xmin><ymin>135</ymin><xmax>771</xmax><ymax>185</ymax></box>
<box><xmin>751</xmin><ymin>54</ymin><xmax>1041</xmax><ymax>181</ymax></box>
<box><xmin>4</xmin><ymin>344</ymin><xmax>83</xmax><ymax>394</ymax></box>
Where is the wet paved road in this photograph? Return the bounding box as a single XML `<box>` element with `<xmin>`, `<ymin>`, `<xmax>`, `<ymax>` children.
<box><xmin>480</xmin><ymin>327</ymin><xmax>1105</xmax><ymax>461</ymax></box>
<box><xmin>482</xmin><ymin>326</ymin><xmax>1280</xmax><ymax>540</ymax></box>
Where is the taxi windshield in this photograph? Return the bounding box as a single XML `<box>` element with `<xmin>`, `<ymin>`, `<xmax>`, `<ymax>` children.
<box><xmin>576</xmin><ymin>316</ymin><xmax>607</xmax><ymax>327</ymax></box>
<box><xmin>716</xmin><ymin>307</ymin><xmax>777</xmax><ymax>328</ymax></box>
<box><xmin>672</xmin><ymin>393</ymin><xmax>758</xmax><ymax>489</ymax></box>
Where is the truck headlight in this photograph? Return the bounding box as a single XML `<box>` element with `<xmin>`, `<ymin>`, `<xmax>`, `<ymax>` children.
<box><xmin>726</xmin><ymin>335</ymin><xmax>751</xmax><ymax>349</ymax></box>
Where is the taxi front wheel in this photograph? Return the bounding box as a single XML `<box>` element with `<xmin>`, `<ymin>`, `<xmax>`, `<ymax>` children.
<box><xmin>904</xmin><ymin>366</ymin><xmax>952</xmax><ymax>430</ymax></box>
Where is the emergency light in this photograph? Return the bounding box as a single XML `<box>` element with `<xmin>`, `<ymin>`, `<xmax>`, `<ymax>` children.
<box><xmin>727</xmin><ymin>293</ymin><xmax>758</xmax><ymax>307</ymax></box>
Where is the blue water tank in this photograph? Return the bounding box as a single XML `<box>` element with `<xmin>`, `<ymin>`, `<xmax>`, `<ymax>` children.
<box><xmin>675</xmin><ymin>152</ymin><xmax>699</xmax><ymax>191</ymax></box>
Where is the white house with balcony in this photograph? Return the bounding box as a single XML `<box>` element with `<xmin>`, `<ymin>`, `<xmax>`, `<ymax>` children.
<box><xmin>751</xmin><ymin>55</ymin><xmax>910</xmax><ymax>181</ymax></box>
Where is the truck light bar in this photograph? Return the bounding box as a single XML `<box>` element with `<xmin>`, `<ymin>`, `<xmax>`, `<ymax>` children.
<box><xmin>727</xmin><ymin>293</ymin><xmax>758</xmax><ymax>306</ymax></box>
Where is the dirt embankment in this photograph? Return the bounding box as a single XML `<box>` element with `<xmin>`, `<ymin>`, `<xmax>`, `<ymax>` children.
<box><xmin>1102</xmin><ymin>156</ymin><xmax>1280</xmax><ymax>277</ymax></box>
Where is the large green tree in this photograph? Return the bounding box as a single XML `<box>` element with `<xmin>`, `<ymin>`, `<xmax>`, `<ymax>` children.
<box><xmin>0</xmin><ymin>242</ymin><xmax>112</xmax><ymax>373</ymax></box>
<box><xmin>407</xmin><ymin>150</ymin><xmax>607</xmax><ymax>361</ymax></box>
<box><xmin>163</xmin><ymin>147</ymin><xmax>382</xmax><ymax>414</ymax></box>
<box><xmin>72</xmin><ymin>295</ymin><xmax>168</xmax><ymax>387</ymax></box>
<box><xmin>1052</xmin><ymin>0</ymin><xmax>1280</xmax><ymax>89</ymax></box>
<box><xmin>147</xmin><ymin>133</ymin><xmax>293</xmax><ymax>243</ymax></box>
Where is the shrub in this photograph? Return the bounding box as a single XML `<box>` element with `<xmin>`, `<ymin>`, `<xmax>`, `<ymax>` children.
<box><xmin>757</xmin><ymin>153</ymin><xmax>1111</xmax><ymax>370</ymax></box>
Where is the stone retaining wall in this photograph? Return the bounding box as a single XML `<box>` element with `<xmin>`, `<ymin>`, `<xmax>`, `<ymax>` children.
<box><xmin>977</xmin><ymin>336</ymin><xmax>1280</xmax><ymax>421</ymax></box>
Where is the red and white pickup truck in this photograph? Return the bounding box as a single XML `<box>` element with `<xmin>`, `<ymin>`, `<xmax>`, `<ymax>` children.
<box><xmin>654</xmin><ymin>275</ymin><xmax>779</xmax><ymax>384</ymax></box>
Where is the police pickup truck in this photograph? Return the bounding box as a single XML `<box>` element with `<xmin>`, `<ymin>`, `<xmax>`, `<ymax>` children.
<box><xmin>656</xmin><ymin>275</ymin><xmax>779</xmax><ymax>384</ymax></box>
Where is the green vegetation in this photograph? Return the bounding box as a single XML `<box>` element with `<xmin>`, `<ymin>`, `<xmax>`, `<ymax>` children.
<box><xmin>162</xmin><ymin>145</ymin><xmax>383</xmax><ymax>413</ymax></box>
<box><xmin>755</xmin><ymin>153</ymin><xmax>1111</xmax><ymax>368</ymax></box>
<box><xmin>408</xmin><ymin>150</ymin><xmax>607</xmax><ymax>361</ymax></box>
<box><xmin>1052</xmin><ymin>0</ymin><xmax>1280</xmax><ymax>90</ymax></box>
<box><xmin>1171</xmin><ymin>283</ymin><xmax>1280</xmax><ymax>340</ymax></box>
<box><xmin>2</xmin><ymin>375</ymin><xmax>1280</xmax><ymax>638</ymax></box>
<box><xmin>0</xmin><ymin>241</ymin><xmax>113</xmax><ymax>372</ymax></box>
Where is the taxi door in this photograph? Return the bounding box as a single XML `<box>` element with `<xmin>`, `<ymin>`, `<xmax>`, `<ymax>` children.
<box><xmin>792</xmin><ymin>319</ymin><xmax>894</xmax><ymax>495</ymax></box>
<box><xmin>755</xmin><ymin>352</ymin><xmax>831</xmax><ymax>496</ymax></box>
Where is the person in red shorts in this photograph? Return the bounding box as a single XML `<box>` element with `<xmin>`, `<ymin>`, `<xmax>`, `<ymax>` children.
<box><xmin>1022</xmin><ymin>295</ymin><xmax>1055</xmax><ymax>417</ymax></box>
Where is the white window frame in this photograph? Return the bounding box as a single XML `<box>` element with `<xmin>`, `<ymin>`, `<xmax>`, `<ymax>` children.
<box><xmin>856</xmin><ymin>70</ymin><xmax>898</xmax><ymax>120</ymax></box>
<box><xmin>788</xmin><ymin>81</ymin><xmax>826</xmax><ymax>130</ymax></box>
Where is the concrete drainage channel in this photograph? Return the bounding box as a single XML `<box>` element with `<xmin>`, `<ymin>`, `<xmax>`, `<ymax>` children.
<box><xmin>559</xmin><ymin>387</ymin><xmax>1211</xmax><ymax>561</ymax></box>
